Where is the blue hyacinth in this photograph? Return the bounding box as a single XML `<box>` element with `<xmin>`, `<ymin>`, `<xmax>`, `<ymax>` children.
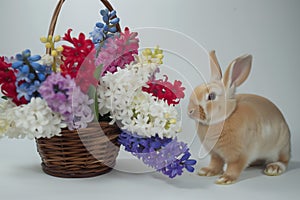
<box><xmin>90</xmin><ymin>9</ymin><xmax>120</xmax><ymax>49</ymax></box>
<box><xmin>118</xmin><ymin>131</ymin><xmax>172</xmax><ymax>153</ymax></box>
<box><xmin>12</xmin><ymin>49</ymin><xmax>51</xmax><ymax>101</ymax></box>
<box><xmin>160</xmin><ymin>151</ymin><xmax>197</xmax><ymax>178</ymax></box>
<box><xmin>118</xmin><ymin>131</ymin><xmax>197</xmax><ymax>178</ymax></box>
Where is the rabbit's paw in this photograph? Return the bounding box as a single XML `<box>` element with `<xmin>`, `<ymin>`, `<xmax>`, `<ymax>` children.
<box><xmin>198</xmin><ymin>167</ymin><xmax>223</xmax><ymax>177</ymax></box>
<box><xmin>215</xmin><ymin>174</ymin><xmax>237</xmax><ymax>185</ymax></box>
<box><xmin>264</xmin><ymin>162</ymin><xmax>286</xmax><ymax>176</ymax></box>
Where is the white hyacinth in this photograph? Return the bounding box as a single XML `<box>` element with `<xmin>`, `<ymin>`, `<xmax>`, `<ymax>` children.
<box><xmin>15</xmin><ymin>97</ymin><xmax>66</xmax><ymax>139</ymax></box>
<box><xmin>38</xmin><ymin>54</ymin><xmax>54</xmax><ymax>67</ymax></box>
<box><xmin>122</xmin><ymin>91</ymin><xmax>181</xmax><ymax>138</ymax></box>
<box><xmin>0</xmin><ymin>100</ymin><xmax>20</xmax><ymax>138</ymax></box>
<box><xmin>4</xmin><ymin>98</ymin><xmax>66</xmax><ymax>139</ymax></box>
<box><xmin>97</xmin><ymin>59</ymin><xmax>182</xmax><ymax>138</ymax></box>
<box><xmin>97</xmin><ymin>60</ymin><xmax>159</xmax><ymax>123</ymax></box>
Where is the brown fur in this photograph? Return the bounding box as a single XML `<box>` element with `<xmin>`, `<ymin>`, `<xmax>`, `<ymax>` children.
<box><xmin>188</xmin><ymin>51</ymin><xmax>291</xmax><ymax>184</ymax></box>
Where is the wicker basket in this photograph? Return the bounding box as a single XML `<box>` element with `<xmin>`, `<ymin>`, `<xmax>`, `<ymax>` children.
<box><xmin>36</xmin><ymin>122</ymin><xmax>120</xmax><ymax>178</ymax></box>
<box><xmin>35</xmin><ymin>0</ymin><xmax>121</xmax><ymax>178</ymax></box>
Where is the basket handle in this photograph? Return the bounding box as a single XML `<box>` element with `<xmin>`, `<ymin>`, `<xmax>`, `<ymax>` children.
<box><xmin>46</xmin><ymin>0</ymin><xmax>121</xmax><ymax>54</ymax></box>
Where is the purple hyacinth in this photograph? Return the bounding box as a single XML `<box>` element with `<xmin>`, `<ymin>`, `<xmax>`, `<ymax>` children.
<box><xmin>70</xmin><ymin>86</ymin><xmax>94</xmax><ymax>130</ymax></box>
<box><xmin>118</xmin><ymin>131</ymin><xmax>172</xmax><ymax>153</ymax></box>
<box><xmin>38</xmin><ymin>73</ymin><xmax>75</xmax><ymax>115</ymax></box>
<box><xmin>38</xmin><ymin>73</ymin><xmax>94</xmax><ymax>130</ymax></box>
<box><xmin>118</xmin><ymin>131</ymin><xmax>197</xmax><ymax>178</ymax></box>
<box><xmin>160</xmin><ymin>151</ymin><xmax>197</xmax><ymax>178</ymax></box>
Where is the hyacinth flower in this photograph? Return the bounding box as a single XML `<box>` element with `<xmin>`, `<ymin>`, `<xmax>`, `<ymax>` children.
<box><xmin>119</xmin><ymin>131</ymin><xmax>172</xmax><ymax>154</ymax></box>
<box><xmin>11</xmin><ymin>49</ymin><xmax>51</xmax><ymax>102</ymax></box>
<box><xmin>40</xmin><ymin>34</ymin><xmax>64</xmax><ymax>72</ymax></box>
<box><xmin>143</xmin><ymin>75</ymin><xmax>185</xmax><ymax>105</ymax></box>
<box><xmin>141</xmin><ymin>46</ymin><xmax>164</xmax><ymax>65</ymax></box>
<box><xmin>90</xmin><ymin>9</ymin><xmax>120</xmax><ymax>50</ymax></box>
<box><xmin>0</xmin><ymin>57</ymin><xmax>27</xmax><ymax>105</ymax></box>
<box><xmin>98</xmin><ymin>44</ymin><xmax>197</xmax><ymax>178</ymax></box>
<box><xmin>96</xmin><ymin>27</ymin><xmax>139</xmax><ymax>76</ymax></box>
<box><xmin>160</xmin><ymin>150</ymin><xmax>197</xmax><ymax>178</ymax></box>
<box><xmin>119</xmin><ymin>131</ymin><xmax>196</xmax><ymax>178</ymax></box>
<box><xmin>60</xmin><ymin>29</ymin><xmax>98</xmax><ymax>93</ymax></box>
<box><xmin>38</xmin><ymin>73</ymin><xmax>94</xmax><ymax>130</ymax></box>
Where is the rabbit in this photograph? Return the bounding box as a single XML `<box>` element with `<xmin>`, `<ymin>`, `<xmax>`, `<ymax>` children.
<box><xmin>188</xmin><ymin>50</ymin><xmax>291</xmax><ymax>184</ymax></box>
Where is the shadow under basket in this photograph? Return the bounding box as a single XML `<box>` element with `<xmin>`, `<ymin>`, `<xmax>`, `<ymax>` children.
<box><xmin>36</xmin><ymin>122</ymin><xmax>121</xmax><ymax>178</ymax></box>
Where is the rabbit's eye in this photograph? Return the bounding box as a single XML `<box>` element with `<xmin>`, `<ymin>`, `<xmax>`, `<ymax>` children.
<box><xmin>207</xmin><ymin>92</ymin><xmax>216</xmax><ymax>101</ymax></box>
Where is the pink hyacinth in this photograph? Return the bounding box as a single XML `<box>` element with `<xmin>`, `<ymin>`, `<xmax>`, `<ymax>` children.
<box><xmin>95</xmin><ymin>27</ymin><xmax>139</xmax><ymax>76</ymax></box>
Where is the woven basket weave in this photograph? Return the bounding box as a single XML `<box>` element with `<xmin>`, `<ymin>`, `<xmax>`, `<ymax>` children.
<box><xmin>36</xmin><ymin>122</ymin><xmax>120</xmax><ymax>178</ymax></box>
<box><xmin>35</xmin><ymin>0</ymin><xmax>121</xmax><ymax>178</ymax></box>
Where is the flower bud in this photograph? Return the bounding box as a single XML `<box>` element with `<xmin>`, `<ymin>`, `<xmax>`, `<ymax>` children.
<box><xmin>56</xmin><ymin>46</ymin><xmax>64</xmax><ymax>52</ymax></box>
<box><xmin>51</xmin><ymin>50</ymin><xmax>58</xmax><ymax>57</ymax></box>
<box><xmin>143</xmin><ymin>48</ymin><xmax>152</xmax><ymax>56</ymax></box>
<box><xmin>40</xmin><ymin>36</ymin><xmax>47</xmax><ymax>43</ymax></box>
<box><xmin>169</xmin><ymin>119</ymin><xmax>177</xmax><ymax>124</ymax></box>
<box><xmin>54</xmin><ymin>35</ymin><xmax>61</xmax><ymax>42</ymax></box>
<box><xmin>156</xmin><ymin>54</ymin><xmax>164</xmax><ymax>59</ymax></box>
<box><xmin>47</xmin><ymin>35</ymin><xmax>53</xmax><ymax>41</ymax></box>
<box><xmin>45</xmin><ymin>42</ymin><xmax>52</xmax><ymax>49</ymax></box>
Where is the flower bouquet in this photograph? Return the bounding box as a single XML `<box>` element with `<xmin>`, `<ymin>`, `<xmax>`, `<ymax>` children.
<box><xmin>0</xmin><ymin>0</ymin><xmax>123</xmax><ymax>178</ymax></box>
<box><xmin>98</xmin><ymin>44</ymin><xmax>197</xmax><ymax>178</ymax></box>
<box><xmin>0</xmin><ymin>0</ymin><xmax>196</xmax><ymax>178</ymax></box>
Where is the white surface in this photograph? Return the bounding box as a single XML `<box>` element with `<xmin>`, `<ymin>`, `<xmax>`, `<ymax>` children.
<box><xmin>1</xmin><ymin>138</ymin><xmax>300</xmax><ymax>200</ymax></box>
<box><xmin>1</xmin><ymin>0</ymin><xmax>300</xmax><ymax>199</ymax></box>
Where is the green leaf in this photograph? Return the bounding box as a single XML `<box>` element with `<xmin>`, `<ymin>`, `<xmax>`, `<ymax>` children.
<box><xmin>87</xmin><ymin>86</ymin><xmax>99</xmax><ymax>122</ymax></box>
<box><xmin>94</xmin><ymin>92</ymin><xmax>99</xmax><ymax>121</ymax></box>
<box><xmin>94</xmin><ymin>64</ymin><xmax>103</xmax><ymax>80</ymax></box>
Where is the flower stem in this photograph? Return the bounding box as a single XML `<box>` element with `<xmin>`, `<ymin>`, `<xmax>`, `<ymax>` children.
<box><xmin>88</xmin><ymin>86</ymin><xmax>99</xmax><ymax>122</ymax></box>
<box><xmin>52</xmin><ymin>57</ymin><xmax>57</xmax><ymax>73</ymax></box>
<box><xmin>24</xmin><ymin>59</ymin><xmax>39</xmax><ymax>80</ymax></box>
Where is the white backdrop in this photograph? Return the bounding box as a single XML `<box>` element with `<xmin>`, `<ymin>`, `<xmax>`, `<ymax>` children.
<box><xmin>1</xmin><ymin>0</ymin><xmax>300</xmax><ymax>200</ymax></box>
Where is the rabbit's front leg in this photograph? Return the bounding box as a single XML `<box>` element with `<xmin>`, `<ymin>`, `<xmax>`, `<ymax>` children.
<box><xmin>216</xmin><ymin>156</ymin><xmax>248</xmax><ymax>185</ymax></box>
<box><xmin>198</xmin><ymin>153</ymin><xmax>224</xmax><ymax>176</ymax></box>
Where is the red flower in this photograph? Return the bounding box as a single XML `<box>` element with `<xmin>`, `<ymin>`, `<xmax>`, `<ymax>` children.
<box><xmin>143</xmin><ymin>75</ymin><xmax>185</xmax><ymax>105</ymax></box>
<box><xmin>61</xmin><ymin>29</ymin><xmax>95</xmax><ymax>77</ymax></box>
<box><xmin>0</xmin><ymin>57</ymin><xmax>27</xmax><ymax>105</ymax></box>
<box><xmin>74</xmin><ymin>49</ymin><xmax>98</xmax><ymax>93</ymax></box>
<box><xmin>60</xmin><ymin>29</ymin><xmax>97</xmax><ymax>93</ymax></box>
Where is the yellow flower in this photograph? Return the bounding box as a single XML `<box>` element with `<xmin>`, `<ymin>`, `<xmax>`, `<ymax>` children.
<box><xmin>54</xmin><ymin>35</ymin><xmax>61</xmax><ymax>42</ymax></box>
<box><xmin>56</xmin><ymin>46</ymin><xmax>64</xmax><ymax>52</ymax></box>
<box><xmin>40</xmin><ymin>36</ymin><xmax>47</xmax><ymax>43</ymax></box>
<box><xmin>45</xmin><ymin>42</ymin><xmax>52</xmax><ymax>49</ymax></box>
<box><xmin>47</xmin><ymin>35</ymin><xmax>53</xmax><ymax>41</ymax></box>
<box><xmin>141</xmin><ymin>46</ymin><xmax>164</xmax><ymax>64</ymax></box>
<box><xmin>169</xmin><ymin>118</ymin><xmax>177</xmax><ymax>124</ymax></box>
<box><xmin>51</xmin><ymin>50</ymin><xmax>58</xmax><ymax>57</ymax></box>
<box><xmin>40</xmin><ymin>34</ymin><xmax>62</xmax><ymax>72</ymax></box>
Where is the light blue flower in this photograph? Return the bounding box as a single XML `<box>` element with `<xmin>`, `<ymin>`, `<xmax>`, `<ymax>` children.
<box><xmin>29</xmin><ymin>80</ymin><xmax>41</xmax><ymax>93</ymax></box>
<box><xmin>90</xmin><ymin>26</ymin><xmax>106</xmax><ymax>44</ymax></box>
<box><xmin>12</xmin><ymin>49</ymin><xmax>50</xmax><ymax>101</ymax></box>
<box><xmin>16</xmin><ymin>65</ymin><xmax>31</xmax><ymax>82</ymax></box>
<box><xmin>90</xmin><ymin>8</ymin><xmax>120</xmax><ymax>47</ymax></box>
<box><xmin>17</xmin><ymin>83</ymin><xmax>32</xmax><ymax>101</ymax></box>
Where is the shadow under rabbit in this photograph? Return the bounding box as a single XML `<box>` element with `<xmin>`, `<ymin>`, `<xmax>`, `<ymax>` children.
<box><xmin>235</xmin><ymin>160</ymin><xmax>300</xmax><ymax>183</ymax></box>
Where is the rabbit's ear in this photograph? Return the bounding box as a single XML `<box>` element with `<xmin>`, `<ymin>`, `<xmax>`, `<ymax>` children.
<box><xmin>223</xmin><ymin>54</ymin><xmax>252</xmax><ymax>88</ymax></box>
<box><xmin>209</xmin><ymin>50</ymin><xmax>222</xmax><ymax>81</ymax></box>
